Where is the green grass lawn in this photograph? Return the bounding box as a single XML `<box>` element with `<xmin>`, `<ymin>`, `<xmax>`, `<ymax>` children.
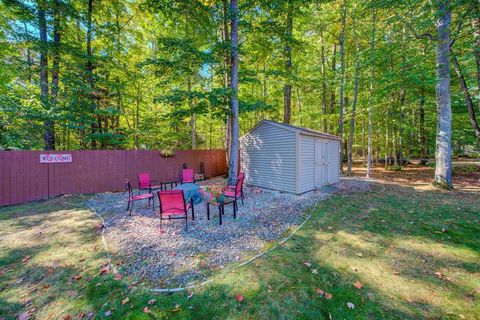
<box><xmin>1</xmin><ymin>183</ymin><xmax>479</xmax><ymax>319</ymax></box>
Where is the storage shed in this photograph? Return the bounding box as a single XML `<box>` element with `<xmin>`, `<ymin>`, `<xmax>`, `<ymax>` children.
<box><xmin>240</xmin><ymin>120</ymin><xmax>340</xmax><ymax>194</ymax></box>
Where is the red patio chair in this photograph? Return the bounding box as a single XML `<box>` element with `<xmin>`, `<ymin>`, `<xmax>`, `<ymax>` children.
<box><xmin>223</xmin><ymin>172</ymin><xmax>245</xmax><ymax>210</ymax></box>
<box><xmin>180</xmin><ymin>168</ymin><xmax>194</xmax><ymax>184</ymax></box>
<box><xmin>138</xmin><ymin>172</ymin><xmax>161</xmax><ymax>193</ymax></box>
<box><xmin>125</xmin><ymin>178</ymin><xmax>154</xmax><ymax>215</ymax></box>
<box><xmin>157</xmin><ymin>190</ymin><xmax>194</xmax><ymax>231</ymax></box>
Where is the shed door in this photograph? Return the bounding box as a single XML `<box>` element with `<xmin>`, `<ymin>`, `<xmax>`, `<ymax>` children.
<box><xmin>315</xmin><ymin>139</ymin><xmax>329</xmax><ymax>188</ymax></box>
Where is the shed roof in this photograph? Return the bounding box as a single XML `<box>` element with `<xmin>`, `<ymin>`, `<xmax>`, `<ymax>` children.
<box><xmin>242</xmin><ymin>119</ymin><xmax>340</xmax><ymax>141</ymax></box>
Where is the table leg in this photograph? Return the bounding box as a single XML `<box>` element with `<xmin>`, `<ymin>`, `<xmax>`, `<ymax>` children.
<box><xmin>219</xmin><ymin>205</ymin><xmax>222</xmax><ymax>225</ymax></box>
<box><xmin>233</xmin><ymin>200</ymin><xmax>237</xmax><ymax>219</ymax></box>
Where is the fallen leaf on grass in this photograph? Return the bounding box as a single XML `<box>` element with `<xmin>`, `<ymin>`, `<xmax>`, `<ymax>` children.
<box><xmin>434</xmin><ymin>271</ymin><xmax>443</xmax><ymax>279</ymax></box>
<box><xmin>73</xmin><ymin>275</ymin><xmax>82</xmax><ymax>281</ymax></box>
<box><xmin>121</xmin><ymin>297</ymin><xmax>129</xmax><ymax>305</ymax></box>
<box><xmin>143</xmin><ymin>307</ymin><xmax>152</xmax><ymax>314</ymax></box>
<box><xmin>67</xmin><ymin>290</ymin><xmax>77</xmax><ymax>297</ymax></box>
<box><xmin>172</xmin><ymin>304</ymin><xmax>181</xmax><ymax>312</ymax></box>
<box><xmin>236</xmin><ymin>294</ymin><xmax>244</xmax><ymax>303</ymax></box>
<box><xmin>47</xmin><ymin>268</ymin><xmax>54</xmax><ymax>275</ymax></box>
<box><xmin>324</xmin><ymin>292</ymin><xmax>333</xmax><ymax>300</ymax></box>
<box><xmin>22</xmin><ymin>256</ymin><xmax>31</xmax><ymax>263</ymax></box>
<box><xmin>100</xmin><ymin>266</ymin><xmax>110</xmax><ymax>276</ymax></box>
<box><xmin>346</xmin><ymin>302</ymin><xmax>355</xmax><ymax>309</ymax></box>
<box><xmin>304</xmin><ymin>262</ymin><xmax>312</xmax><ymax>268</ymax></box>
<box><xmin>148</xmin><ymin>299</ymin><xmax>156</xmax><ymax>305</ymax></box>
<box><xmin>311</xmin><ymin>269</ymin><xmax>318</xmax><ymax>275</ymax></box>
<box><xmin>406</xmin><ymin>297</ymin><xmax>414</xmax><ymax>303</ymax></box>
<box><xmin>77</xmin><ymin>312</ymin><xmax>85</xmax><ymax>319</ymax></box>
<box><xmin>63</xmin><ymin>315</ymin><xmax>72</xmax><ymax>320</ymax></box>
<box><xmin>114</xmin><ymin>272</ymin><xmax>122</xmax><ymax>281</ymax></box>
<box><xmin>353</xmin><ymin>281</ymin><xmax>363</xmax><ymax>290</ymax></box>
<box><xmin>355</xmin><ymin>252</ymin><xmax>363</xmax><ymax>257</ymax></box>
<box><xmin>315</xmin><ymin>288</ymin><xmax>325</xmax><ymax>295</ymax></box>
<box><xmin>392</xmin><ymin>271</ymin><xmax>400</xmax><ymax>275</ymax></box>
<box><xmin>18</xmin><ymin>312</ymin><xmax>30</xmax><ymax>320</ymax></box>
<box><xmin>187</xmin><ymin>292</ymin><xmax>194</xmax><ymax>300</ymax></box>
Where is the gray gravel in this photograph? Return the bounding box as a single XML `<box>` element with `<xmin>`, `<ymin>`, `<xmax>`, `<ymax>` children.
<box><xmin>86</xmin><ymin>177</ymin><xmax>372</xmax><ymax>287</ymax></box>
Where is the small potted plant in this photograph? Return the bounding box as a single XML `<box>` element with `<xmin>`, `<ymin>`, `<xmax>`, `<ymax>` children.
<box><xmin>203</xmin><ymin>184</ymin><xmax>225</xmax><ymax>204</ymax></box>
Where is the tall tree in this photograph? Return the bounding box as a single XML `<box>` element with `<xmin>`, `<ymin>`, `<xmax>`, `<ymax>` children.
<box><xmin>347</xmin><ymin>13</ymin><xmax>360</xmax><ymax>175</ymax></box>
<box><xmin>434</xmin><ymin>0</ymin><xmax>453</xmax><ymax>188</ymax></box>
<box><xmin>283</xmin><ymin>0</ymin><xmax>294</xmax><ymax>124</ymax></box>
<box><xmin>338</xmin><ymin>0</ymin><xmax>346</xmax><ymax>173</ymax></box>
<box><xmin>228</xmin><ymin>0</ymin><xmax>239</xmax><ymax>183</ymax></box>
<box><xmin>366</xmin><ymin>5</ymin><xmax>376</xmax><ymax>178</ymax></box>
<box><xmin>50</xmin><ymin>0</ymin><xmax>61</xmax><ymax>142</ymax></box>
<box><xmin>38</xmin><ymin>0</ymin><xmax>54</xmax><ymax>150</ymax></box>
<box><xmin>86</xmin><ymin>0</ymin><xmax>96</xmax><ymax>149</ymax></box>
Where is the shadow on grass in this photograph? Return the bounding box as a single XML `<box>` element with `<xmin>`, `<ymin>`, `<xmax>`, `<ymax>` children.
<box><xmin>1</xmin><ymin>185</ymin><xmax>479</xmax><ymax>319</ymax></box>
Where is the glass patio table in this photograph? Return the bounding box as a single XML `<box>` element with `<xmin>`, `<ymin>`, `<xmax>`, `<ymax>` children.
<box><xmin>206</xmin><ymin>198</ymin><xmax>237</xmax><ymax>225</ymax></box>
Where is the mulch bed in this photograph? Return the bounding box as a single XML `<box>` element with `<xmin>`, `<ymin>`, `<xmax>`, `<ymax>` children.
<box><xmin>86</xmin><ymin>177</ymin><xmax>372</xmax><ymax>287</ymax></box>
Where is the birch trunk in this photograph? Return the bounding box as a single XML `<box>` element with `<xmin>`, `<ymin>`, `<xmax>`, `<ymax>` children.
<box><xmin>434</xmin><ymin>0</ymin><xmax>453</xmax><ymax>188</ymax></box>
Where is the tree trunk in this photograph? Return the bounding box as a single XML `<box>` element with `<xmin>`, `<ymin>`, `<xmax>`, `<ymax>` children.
<box><xmin>338</xmin><ymin>0</ymin><xmax>346</xmax><ymax>174</ymax></box>
<box><xmin>367</xmin><ymin>7</ymin><xmax>376</xmax><ymax>178</ymax></box>
<box><xmin>50</xmin><ymin>0</ymin><xmax>61</xmax><ymax>150</ymax></box>
<box><xmin>418</xmin><ymin>92</ymin><xmax>427</xmax><ymax>158</ymax></box>
<box><xmin>296</xmin><ymin>87</ymin><xmax>303</xmax><ymax>126</ymax></box>
<box><xmin>329</xmin><ymin>43</ymin><xmax>337</xmax><ymax>134</ymax></box>
<box><xmin>223</xmin><ymin>0</ymin><xmax>231</xmax><ymax>165</ymax></box>
<box><xmin>347</xmin><ymin>15</ymin><xmax>359</xmax><ymax>175</ymax></box>
<box><xmin>452</xmin><ymin>51</ymin><xmax>480</xmax><ymax>142</ymax></box>
<box><xmin>385</xmin><ymin>105</ymin><xmax>390</xmax><ymax>169</ymax></box>
<box><xmin>472</xmin><ymin>0</ymin><xmax>480</xmax><ymax>113</ymax></box>
<box><xmin>283</xmin><ymin>0</ymin><xmax>294</xmax><ymax>124</ymax></box>
<box><xmin>86</xmin><ymin>0</ymin><xmax>96</xmax><ymax>149</ymax></box>
<box><xmin>320</xmin><ymin>29</ymin><xmax>328</xmax><ymax>132</ymax></box>
<box><xmin>434</xmin><ymin>0</ymin><xmax>453</xmax><ymax>188</ymax></box>
<box><xmin>38</xmin><ymin>0</ymin><xmax>54</xmax><ymax>150</ymax></box>
<box><xmin>228</xmin><ymin>0</ymin><xmax>240</xmax><ymax>184</ymax></box>
<box><xmin>135</xmin><ymin>86</ymin><xmax>140</xmax><ymax>149</ymax></box>
<box><xmin>24</xmin><ymin>22</ymin><xmax>33</xmax><ymax>83</ymax></box>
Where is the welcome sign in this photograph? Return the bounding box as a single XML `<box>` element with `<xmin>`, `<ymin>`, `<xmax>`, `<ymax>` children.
<box><xmin>40</xmin><ymin>154</ymin><xmax>72</xmax><ymax>163</ymax></box>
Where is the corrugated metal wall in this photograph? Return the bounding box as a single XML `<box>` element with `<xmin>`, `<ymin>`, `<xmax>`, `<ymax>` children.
<box><xmin>240</xmin><ymin>123</ymin><xmax>297</xmax><ymax>193</ymax></box>
<box><xmin>0</xmin><ymin>150</ymin><xmax>227</xmax><ymax>206</ymax></box>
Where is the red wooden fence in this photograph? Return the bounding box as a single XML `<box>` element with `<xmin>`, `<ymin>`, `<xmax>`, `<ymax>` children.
<box><xmin>0</xmin><ymin>150</ymin><xmax>227</xmax><ymax>207</ymax></box>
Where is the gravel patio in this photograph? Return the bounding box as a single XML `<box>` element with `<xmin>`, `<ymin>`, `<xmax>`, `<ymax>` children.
<box><xmin>86</xmin><ymin>177</ymin><xmax>372</xmax><ymax>287</ymax></box>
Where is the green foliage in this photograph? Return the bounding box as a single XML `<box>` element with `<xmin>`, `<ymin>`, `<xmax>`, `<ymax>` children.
<box><xmin>0</xmin><ymin>0</ymin><xmax>477</xmax><ymax>155</ymax></box>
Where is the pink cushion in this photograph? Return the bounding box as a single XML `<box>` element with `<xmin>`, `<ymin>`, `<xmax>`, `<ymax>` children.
<box><xmin>161</xmin><ymin>203</ymin><xmax>191</xmax><ymax>216</ymax></box>
<box><xmin>223</xmin><ymin>190</ymin><xmax>238</xmax><ymax>197</ymax></box>
<box><xmin>131</xmin><ymin>193</ymin><xmax>153</xmax><ymax>201</ymax></box>
<box><xmin>138</xmin><ymin>173</ymin><xmax>151</xmax><ymax>189</ymax></box>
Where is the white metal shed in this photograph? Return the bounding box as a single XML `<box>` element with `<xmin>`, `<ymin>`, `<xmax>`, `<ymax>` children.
<box><xmin>240</xmin><ymin>120</ymin><xmax>340</xmax><ymax>194</ymax></box>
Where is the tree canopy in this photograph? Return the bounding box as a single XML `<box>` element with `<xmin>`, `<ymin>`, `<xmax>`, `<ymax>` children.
<box><xmin>0</xmin><ymin>0</ymin><xmax>478</xmax><ymax>168</ymax></box>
